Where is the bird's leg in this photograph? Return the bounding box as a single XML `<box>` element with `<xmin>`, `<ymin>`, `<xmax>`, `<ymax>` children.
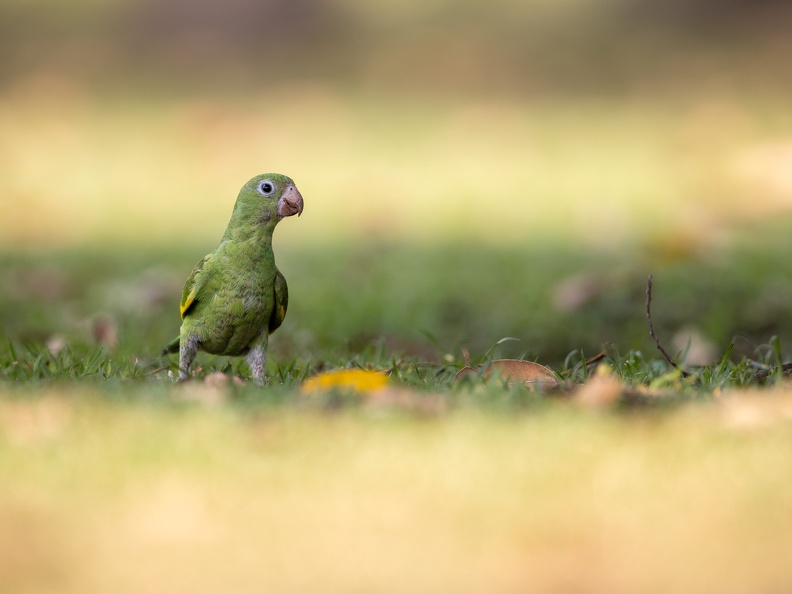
<box><xmin>246</xmin><ymin>333</ymin><xmax>269</xmax><ymax>385</ymax></box>
<box><xmin>178</xmin><ymin>333</ymin><xmax>199</xmax><ymax>381</ymax></box>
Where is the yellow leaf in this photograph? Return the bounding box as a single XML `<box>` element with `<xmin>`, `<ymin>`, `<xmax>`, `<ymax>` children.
<box><xmin>301</xmin><ymin>369</ymin><xmax>389</xmax><ymax>396</ymax></box>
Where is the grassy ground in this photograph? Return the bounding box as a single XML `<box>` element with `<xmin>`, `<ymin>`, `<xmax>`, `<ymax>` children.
<box><xmin>3</xmin><ymin>85</ymin><xmax>792</xmax><ymax>591</ymax></box>
<box><xmin>3</xmin><ymin>235</ymin><xmax>792</xmax><ymax>593</ymax></box>
<box><xmin>3</xmin><ymin>232</ymin><xmax>792</xmax><ymax>381</ymax></box>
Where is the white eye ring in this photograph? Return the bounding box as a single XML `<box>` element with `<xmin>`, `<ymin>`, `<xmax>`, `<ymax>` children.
<box><xmin>257</xmin><ymin>180</ymin><xmax>275</xmax><ymax>196</ymax></box>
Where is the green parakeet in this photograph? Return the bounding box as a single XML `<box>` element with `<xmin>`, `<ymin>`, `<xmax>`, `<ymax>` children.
<box><xmin>162</xmin><ymin>173</ymin><xmax>304</xmax><ymax>382</ymax></box>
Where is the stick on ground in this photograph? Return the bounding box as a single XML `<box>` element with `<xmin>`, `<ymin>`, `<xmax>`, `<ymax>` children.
<box><xmin>646</xmin><ymin>275</ymin><xmax>691</xmax><ymax>378</ymax></box>
<box><xmin>751</xmin><ymin>362</ymin><xmax>792</xmax><ymax>383</ymax></box>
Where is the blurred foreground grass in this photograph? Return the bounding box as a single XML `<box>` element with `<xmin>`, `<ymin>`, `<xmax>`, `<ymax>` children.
<box><xmin>3</xmin><ymin>388</ymin><xmax>792</xmax><ymax>594</ymax></box>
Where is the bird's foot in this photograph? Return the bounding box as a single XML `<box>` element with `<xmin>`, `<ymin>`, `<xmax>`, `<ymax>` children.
<box><xmin>170</xmin><ymin>369</ymin><xmax>191</xmax><ymax>383</ymax></box>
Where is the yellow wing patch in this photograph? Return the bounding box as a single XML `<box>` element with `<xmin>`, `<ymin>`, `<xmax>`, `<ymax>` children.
<box><xmin>180</xmin><ymin>288</ymin><xmax>196</xmax><ymax>319</ymax></box>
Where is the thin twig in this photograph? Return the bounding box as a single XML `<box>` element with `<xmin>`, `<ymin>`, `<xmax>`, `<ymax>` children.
<box><xmin>584</xmin><ymin>351</ymin><xmax>607</xmax><ymax>367</ymax></box>
<box><xmin>751</xmin><ymin>362</ymin><xmax>792</xmax><ymax>383</ymax></box>
<box><xmin>646</xmin><ymin>275</ymin><xmax>691</xmax><ymax>378</ymax></box>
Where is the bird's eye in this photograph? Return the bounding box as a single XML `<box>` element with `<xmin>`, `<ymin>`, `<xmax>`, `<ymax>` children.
<box><xmin>257</xmin><ymin>180</ymin><xmax>275</xmax><ymax>196</ymax></box>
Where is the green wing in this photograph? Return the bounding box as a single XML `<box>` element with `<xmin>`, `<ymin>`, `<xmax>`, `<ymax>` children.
<box><xmin>269</xmin><ymin>269</ymin><xmax>289</xmax><ymax>333</ymax></box>
<box><xmin>179</xmin><ymin>255</ymin><xmax>209</xmax><ymax>319</ymax></box>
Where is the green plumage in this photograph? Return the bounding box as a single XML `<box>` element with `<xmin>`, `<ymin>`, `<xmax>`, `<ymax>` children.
<box><xmin>163</xmin><ymin>173</ymin><xmax>304</xmax><ymax>382</ymax></box>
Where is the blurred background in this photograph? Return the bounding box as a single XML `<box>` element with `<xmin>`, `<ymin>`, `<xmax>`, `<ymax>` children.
<box><xmin>2</xmin><ymin>0</ymin><xmax>792</xmax><ymax>364</ymax></box>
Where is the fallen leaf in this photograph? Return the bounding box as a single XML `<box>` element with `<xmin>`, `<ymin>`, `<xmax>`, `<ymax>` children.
<box><xmin>301</xmin><ymin>369</ymin><xmax>389</xmax><ymax>396</ymax></box>
<box><xmin>454</xmin><ymin>359</ymin><xmax>558</xmax><ymax>388</ymax></box>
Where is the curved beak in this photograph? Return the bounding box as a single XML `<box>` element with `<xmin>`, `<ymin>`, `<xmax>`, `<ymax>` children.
<box><xmin>277</xmin><ymin>185</ymin><xmax>304</xmax><ymax>218</ymax></box>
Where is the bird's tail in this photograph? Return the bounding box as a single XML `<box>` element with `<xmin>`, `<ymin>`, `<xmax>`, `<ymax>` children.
<box><xmin>161</xmin><ymin>336</ymin><xmax>180</xmax><ymax>356</ymax></box>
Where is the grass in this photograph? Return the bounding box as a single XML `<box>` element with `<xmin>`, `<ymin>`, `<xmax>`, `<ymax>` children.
<box><xmin>3</xmin><ymin>231</ymin><xmax>792</xmax><ymax>383</ymax></box>
<box><xmin>3</xmin><ymin>85</ymin><xmax>792</xmax><ymax>591</ymax></box>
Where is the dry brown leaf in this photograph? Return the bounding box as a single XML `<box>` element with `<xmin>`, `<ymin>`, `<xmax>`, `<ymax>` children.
<box><xmin>454</xmin><ymin>359</ymin><xmax>558</xmax><ymax>388</ymax></box>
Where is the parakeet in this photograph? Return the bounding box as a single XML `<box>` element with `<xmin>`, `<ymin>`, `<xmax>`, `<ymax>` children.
<box><xmin>162</xmin><ymin>173</ymin><xmax>304</xmax><ymax>382</ymax></box>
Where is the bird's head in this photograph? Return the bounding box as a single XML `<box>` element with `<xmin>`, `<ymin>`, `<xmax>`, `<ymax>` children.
<box><xmin>228</xmin><ymin>173</ymin><xmax>304</xmax><ymax>235</ymax></box>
